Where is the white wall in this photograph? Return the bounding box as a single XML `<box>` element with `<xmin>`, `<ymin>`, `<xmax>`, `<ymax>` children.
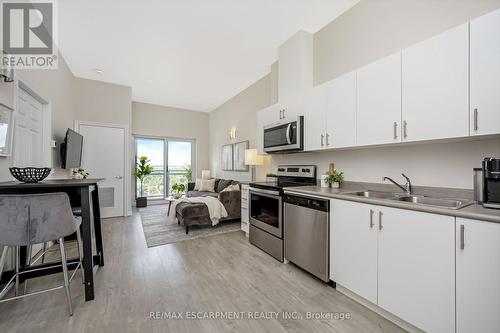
<box><xmin>208</xmin><ymin>0</ymin><xmax>500</xmax><ymax>190</ymax></box>
<box><xmin>132</xmin><ymin>101</ymin><xmax>210</xmax><ymax>179</ymax></box>
<box><xmin>209</xmin><ymin>74</ymin><xmax>272</xmax><ymax>182</ymax></box>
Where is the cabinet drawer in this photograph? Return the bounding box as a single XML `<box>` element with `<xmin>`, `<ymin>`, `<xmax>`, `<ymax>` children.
<box><xmin>241</xmin><ymin>207</ymin><xmax>249</xmax><ymax>223</ymax></box>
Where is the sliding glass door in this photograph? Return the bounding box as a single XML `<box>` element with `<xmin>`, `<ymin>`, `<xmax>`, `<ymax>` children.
<box><xmin>135</xmin><ymin>137</ymin><xmax>195</xmax><ymax>199</ymax></box>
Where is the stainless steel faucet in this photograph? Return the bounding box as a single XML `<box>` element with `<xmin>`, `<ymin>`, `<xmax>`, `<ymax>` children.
<box><xmin>383</xmin><ymin>173</ymin><xmax>412</xmax><ymax>194</ymax></box>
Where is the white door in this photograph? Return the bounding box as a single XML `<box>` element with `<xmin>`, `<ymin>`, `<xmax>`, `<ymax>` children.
<box><xmin>402</xmin><ymin>23</ymin><xmax>469</xmax><ymax>142</ymax></box>
<box><xmin>357</xmin><ymin>52</ymin><xmax>402</xmax><ymax>146</ymax></box>
<box><xmin>378</xmin><ymin>207</ymin><xmax>455</xmax><ymax>333</ymax></box>
<box><xmin>303</xmin><ymin>85</ymin><xmax>327</xmax><ymax>151</ymax></box>
<box><xmin>456</xmin><ymin>218</ymin><xmax>500</xmax><ymax>333</ymax></box>
<box><xmin>330</xmin><ymin>199</ymin><xmax>378</xmax><ymax>304</ymax></box>
<box><xmin>470</xmin><ymin>8</ymin><xmax>500</xmax><ymax>136</ymax></box>
<box><xmin>325</xmin><ymin>71</ymin><xmax>357</xmax><ymax>148</ymax></box>
<box><xmin>14</xmin><ymin>88</ymin><xmax>43</xmax><ymax>167</ymax></box>
<box><xmin>78</xmin><ymin>124</ymin><xmax>125</xmax><ymax>218</ymax></box>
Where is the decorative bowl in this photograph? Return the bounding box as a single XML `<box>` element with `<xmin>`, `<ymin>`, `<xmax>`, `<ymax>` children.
<box><xmin>9</xmin><ymin>167</ymin><xmax>51</xmax><ymax>183</ymax></box>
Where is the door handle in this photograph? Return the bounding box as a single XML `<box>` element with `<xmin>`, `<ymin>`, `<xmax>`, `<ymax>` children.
<box><xmin>403</xmin><ymin>120</ymin><xmax>408</xmax><ymax>139</ymax></box>
<box><xmin>473</xmin><ymin>108</ymin><xmax>478</xmax><ymax>131</ymax></box>
<box><xmin>393</xmin><ymin>122</ymin><xmax>398</xmax><ymax>139</ymax></box>
<box><xmin>460</xmin><ymin>224</ymin><xmax>465</xmax><ymax>250</ymax></box>
<box><xmin>369</xmin><ymin>209</ymin><xmax>374</xmax><ymax>229</ymax></box>
<box><xmin>115</xmin><ymin>176</ymin><xmax>123</xmax><ymax>180</ymax></box>
<box><xmin>326</xmin><ymin>133</ymin><xmax>330</xmax><ymax>146</ymax></box>
<box><xmin>283</xmin><ymin>109</ymin><xmax>286</xmax><ymax>119</ymax></box>
<box><xmin>320</xmin><ymin>134</ymin><xmax>324</xmax><ymax>147</ymax></box>
<box><xmin>279</xmin><ymin>110</ymin><xmax>282</xmax><ymax>119</ymax></box>
<box><xmin>286</xmin><ymin>124</ymin><xmax>292</xmax><ymax>144</ymax></box>
<box><xmin>378</xmin><ymin>211</ymin><xmax>383</xmax><ymax>230</ymax></box>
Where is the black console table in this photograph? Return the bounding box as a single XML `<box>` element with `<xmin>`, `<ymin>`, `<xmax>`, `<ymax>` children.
<box><xmin>0</xmin><ymin>178</ymin><xmax>104</xmax><ymax>301</ymax></box>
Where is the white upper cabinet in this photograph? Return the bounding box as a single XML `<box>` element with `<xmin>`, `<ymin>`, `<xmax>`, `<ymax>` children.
<box><xmin>304</xmin><ymin>85</ymin><xmax>327</xmax><ymax>151</ymax></box>
<box><xmin>330</xmin><ymin>199</ymin><xmax>378</xmax><ymax>304</ymax></box>
<box><xmin>470</xmin><ymin>8</ymin><xmax>500</xmax><ymax>136</ymax></box>
<box><xmin>278</xmin><ymin>31</ymin><xmax>313</xmax><ymax>101</ymax></box>
<box><xmin>402</xmin><ymin>23</ymin><xmax>469</xmax><ymax>142</ymax></box>
<box><xmin>378</xmin><ymin>207</ymin><xmax>455</xmax><ymax>333</ymax></box>
<box><xmin>325</xmin><ymin>71</ymin><xmax>357</xmax><ymax>148</ymax></box>
<box><xmin>456</xmin><ymin>218</ymin><xmax>500</xmax><ymax>333</ymax></box>
<box><xmin>357</xmin><ymin>52</ymin><xmax>402</xmax><ymax>146</ymax></box>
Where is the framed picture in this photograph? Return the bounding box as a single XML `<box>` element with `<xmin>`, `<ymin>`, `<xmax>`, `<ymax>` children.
<box><xmin>0</xmin><ymin>102</ymin><xmax>14</xmax><ymax>157</ymax></box>
<box><xmin>221</xmin><ymin>144</ymin><xmax>233</xmax><ymax>171</ymax></box>
<box><xmin>233</xmin><ymin>140</ymin><xmax>249</xmax><ymax>171</ymax></box>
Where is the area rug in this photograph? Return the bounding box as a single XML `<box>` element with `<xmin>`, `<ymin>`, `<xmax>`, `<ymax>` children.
<box><xmin>139</xmin><ymin>204</ymin><xmax>241</xmax><ymax>248</ymax></box>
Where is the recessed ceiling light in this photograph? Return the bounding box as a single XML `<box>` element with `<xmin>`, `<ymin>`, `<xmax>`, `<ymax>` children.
<box><xmin>93</xmin><ymin>68</ymin><xmax>103</xmax><ymax>74</ymax></box>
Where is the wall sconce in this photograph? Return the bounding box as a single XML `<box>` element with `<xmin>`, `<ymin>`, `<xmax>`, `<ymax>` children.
<box><xmin>229</xmin><ymin>127</ymin><xmax>236</xmax><ymax>140</ymax></box>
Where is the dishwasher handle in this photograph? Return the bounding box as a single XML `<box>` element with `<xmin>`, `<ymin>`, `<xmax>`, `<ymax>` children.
<box><xmin>283</xmin><ymin>194</ymin><xmax>329</xmax><ymax>212</ymax></box>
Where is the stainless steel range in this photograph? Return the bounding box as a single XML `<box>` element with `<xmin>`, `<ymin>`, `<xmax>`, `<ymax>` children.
<box><xmin>248</xmin><ymin>165</ymin><xmax>316</xmax><ymax>262</ymax></box>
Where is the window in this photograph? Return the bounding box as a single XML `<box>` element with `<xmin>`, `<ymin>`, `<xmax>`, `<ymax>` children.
<box><xmin>135</xmin><ymin>137</ymin><xmax>195</xmax><ymax>199</ymax></box>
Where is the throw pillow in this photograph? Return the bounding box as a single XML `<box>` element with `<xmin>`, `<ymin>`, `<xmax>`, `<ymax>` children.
<box><xmin>199</xmin><ymin>179</ymin><xmax>216</xmax><ymax>192</ymax></box>
<box><xmin>216</xmin><ymin>179</ymin><xmax>233</xmax><ymax>192</ymax></box>
<box><xmin>221</xmin><ymin>184</ymin><xmax>240</xmax><ymax>192</ymax></box>
<box><xmin>194</xmin><ymin>178</ymin><xmax>202</xmax><ymax>191</ymax></box>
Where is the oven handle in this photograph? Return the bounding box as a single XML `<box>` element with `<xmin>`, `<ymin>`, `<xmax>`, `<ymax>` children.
<box><xmin>286</xmin><ymin>123</ymin><xmax>292</xmax><ymax>145</ymax></box>
<box><xmin>250</xmin><ymin>187</ymin><xmax>281</xmax><ymax>197</ymax></box>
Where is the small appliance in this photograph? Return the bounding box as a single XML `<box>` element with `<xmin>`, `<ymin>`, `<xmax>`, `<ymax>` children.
<box><xmin>482</xmin><ymin>157</ymin><xmax>500</xmax><ymax>209</ymax></box>
<box><xmin>263</xmin><ymin>116</ymin><xmax>303</xmax><ymax>153</ymax></box>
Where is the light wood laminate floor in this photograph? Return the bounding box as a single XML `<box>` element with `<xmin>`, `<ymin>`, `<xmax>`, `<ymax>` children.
<box><xmin>0</xmin><ymin>210</ymin><xmax>406</xmax><ymax>333</ymax></box>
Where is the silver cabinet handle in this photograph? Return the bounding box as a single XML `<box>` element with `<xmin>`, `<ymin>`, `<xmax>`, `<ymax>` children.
<box><xmin>460</xmin><ymin>224</ymin><xmax>465</xmax><ymax>250</ymax></box>
<box><xmin>378</xmin><ymin>211</ymin><xmax>383</xmax><ymax>230</ymax></box>
<box><xmin>115</xmin><ymin>176</ymin><xmax>123</xmax><ymax>179</ymax></box>
<box><xmin>283</xmin><ymin>109</ymin><xmax>286</xmax><ymax>119</ymax></box>
<box><xmin>393</xmin><ymin>122</ymin><xmax>398</xmax><ymax>139</ymax></box>
<box><xmin>473</xmin><ymin>108</ymin><xmax>478</xmax><ymax>131</ymax></box>
<box><xmin>369</xmin><ymin>209</ymin><xmax>374</xmax><ymax>229</ymax></box>
<box><xmin>320</xmin><ymin>134</ymin><xmax>324</xmax><ymax>147</ymax></box>
<box><xmin>279</xmin><ymin>110</ymin><xmax>283</xmax><ymax>119</ymax></box>
<box><xmin>403</xmin><ymin>120</ymin><xmax>408</xmax><ymax>139</ymax></box>
<box><xmin>326</xmin><ymin>133</ymin><xmax>330</xmax><ymax>146</ymax></box>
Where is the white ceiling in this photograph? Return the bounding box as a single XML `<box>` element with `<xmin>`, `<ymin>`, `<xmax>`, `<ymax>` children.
<box><xmin>58</xmin><ymin>0</ymin><xmax>358</xmax><ymax>112</ymax></box>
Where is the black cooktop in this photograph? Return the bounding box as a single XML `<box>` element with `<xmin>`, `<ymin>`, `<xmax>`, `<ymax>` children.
<box><xmin>249</xmin><ymin>177</ymin><xmax>317</xmax><ymax>193</ymax></box>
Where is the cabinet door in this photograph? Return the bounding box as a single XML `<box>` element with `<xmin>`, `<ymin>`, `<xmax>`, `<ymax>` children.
<box><xmin>303</xmin><ymin>85</ymin><xmax>327</xmax><ymax>151</ymax></box>
<box><xmin>470</xmin><ymin>8</ymin><xmax>500</xmax><ymax>136</ymax></box>
<box><xmin>357</xmin><ymin>52</ymin><xmax>402</xmax><ymax>146</ymax></box>
<box><xmin>456</xmin><ymin>218</ymin><xmax>500</xmax><ymax>333</ymax></box>
<box><xmin>402</xmin><ymin>23</ymin><xmax>468</xmax><ymax>142</ymax></box>
<box><xmin>378</xmin><ymin>207</ymin><xmax>455</xmax><ymax>333</ymax></box>
<box><xmin>256</xmin><ymin>106</ymin><xmax>280</xmax><ymax>155</ymax></box>
<box><xmin>325</xmin><ymin>72</ymin><xmax>357</xmax><ymax>148</ymax></box>
<box><xmin>330</xmin><ymin>199</ymin><xmax>378</xmax><ymax>304</ymax></box>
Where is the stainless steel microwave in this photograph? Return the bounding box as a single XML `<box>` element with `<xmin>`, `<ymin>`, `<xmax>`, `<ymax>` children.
<box><xmin>263</xmin><ymin>116</ymin><xmax>303</xmax><ymax>153</ymax></box>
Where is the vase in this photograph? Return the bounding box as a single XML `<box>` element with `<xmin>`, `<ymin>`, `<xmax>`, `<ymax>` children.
<box><xmin>330</xmin><ymin>182</ymin><xmax>340</xmax><ymax>189</ymax></box>
<box><xmin>136</xmin><ymin>196</ymin><xmax>147</xmax><ymax>208</ymax></box>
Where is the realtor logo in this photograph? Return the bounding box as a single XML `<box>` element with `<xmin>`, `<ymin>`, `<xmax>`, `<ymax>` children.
<box><xmin>1</xmin><ymin>1</ymin><xmax>58</xmax><ymax>69</ymax></box>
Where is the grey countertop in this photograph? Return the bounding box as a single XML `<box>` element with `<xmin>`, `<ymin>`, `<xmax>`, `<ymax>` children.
<box><xmin>284</xmin><ymin>185</ymin><xmax>500</xmax><ymax>224</ymax></box>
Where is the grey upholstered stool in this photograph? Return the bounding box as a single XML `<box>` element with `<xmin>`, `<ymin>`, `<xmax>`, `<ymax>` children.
<box><xmin>0</xmin><ymin>193</ymin><xmax>84</xmax><ymax>316</ymax></box>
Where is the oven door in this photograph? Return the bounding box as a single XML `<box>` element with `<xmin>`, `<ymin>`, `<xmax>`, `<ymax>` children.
<box><xmin>249</xmin><ymin>188</ymin><xmax>282</xmax><ymax>238</ymax></box>
<box><xmin>263</xmin><ymin>117</ymin><xmax>302</xmax><ymax>153</ymax></box>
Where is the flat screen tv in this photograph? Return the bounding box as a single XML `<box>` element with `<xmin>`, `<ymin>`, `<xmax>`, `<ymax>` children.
<box><xmin>61</xmin><ymin>128</ymin><xmax>83</xmax><ymax>169</ymax></box>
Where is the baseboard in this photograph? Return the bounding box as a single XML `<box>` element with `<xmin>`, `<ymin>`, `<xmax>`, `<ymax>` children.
<box><xmin>336</xmin><ymin>285</ymin><xmax>425</xmax><ymax>333</ymax></box>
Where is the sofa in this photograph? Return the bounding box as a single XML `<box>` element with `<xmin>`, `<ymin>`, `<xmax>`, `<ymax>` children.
<box><xmin>175</xmin><ymin>179</ymin><xmax>241</xmax><ymax>234</ymax></box>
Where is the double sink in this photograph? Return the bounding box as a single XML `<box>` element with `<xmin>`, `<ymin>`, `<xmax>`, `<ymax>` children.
<box><xmin>345</xmin><ymin>190</ymin><xmax>473</xmax><ymax>210</ymax></box>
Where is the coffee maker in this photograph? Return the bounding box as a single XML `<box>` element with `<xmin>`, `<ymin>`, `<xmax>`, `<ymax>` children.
<box><xmin>482</xmin><ymin>157</ymin><xmax>500</xmax><ymax>209</ymax></box>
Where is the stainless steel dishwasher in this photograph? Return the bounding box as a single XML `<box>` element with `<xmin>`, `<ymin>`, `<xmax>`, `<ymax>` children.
<box><xmin>283</xmin><ymin>193</ymin><xmax>329</xmax><ymax>282</ymax></box>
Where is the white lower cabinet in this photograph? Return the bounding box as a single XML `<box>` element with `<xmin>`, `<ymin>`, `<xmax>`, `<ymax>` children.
<box><xmin>456</xmin><ymin>218</ymin><xmax>500</xmax><ymax>333</ymax></box>
<box><xmin>240</xmin><ymin>184</ymin><xmax>249</xmax><ymax>235</ymax></box>
<box><xmin>330</xmin><ymin>199</ymin><xmax>455</xmax><ymax>333</ymax></box>
<box><xmin>378</xmin><ymin>207</ymin><xmax>455</xmax><ymax>333</ymax></box>
<box><xmin>330</xmin><ymin>199</ymin><xmax>378</xmax><ymax>304</ymax></box>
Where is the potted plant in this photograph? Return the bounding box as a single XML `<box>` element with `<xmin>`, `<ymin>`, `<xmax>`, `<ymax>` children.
<box><xmin>134</xmin><ymin>156</ymin><xmax>153</xmax><ymax>208</ymax></box>
<box><xmin>324</xmin><ymin>169</ymin><xmax>344</xmax><ymax>188</ymax></box>
<box><xmin>266</xmin><ymin>172</ymin><xmax>277</xmax><ymax>182</ymax></box>
<box><xmin>171</xmin><ymin>182</ymin><xmax>186</xmax><ymax>199</ymax></box>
